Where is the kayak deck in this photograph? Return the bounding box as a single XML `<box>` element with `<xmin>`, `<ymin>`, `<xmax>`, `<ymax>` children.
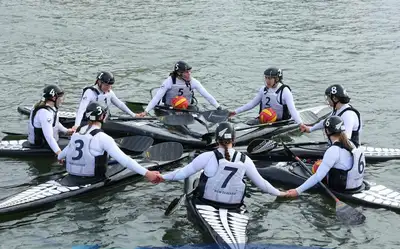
<box><xmin>248</xmin><ymin>142</ymin><xmax>400</xmax><ymax>163</ymax></box>
<box><xmin>257</xmin><ymin>162</ymin><xmax>400</xmax><ymax>211</ymax></box>
<box><xmin>0</xmin><ymin>153</ymin><xmax>189</xmax><ymax>215</ymax></box>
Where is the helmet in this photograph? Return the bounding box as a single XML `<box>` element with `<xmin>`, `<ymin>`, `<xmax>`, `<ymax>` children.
<box><xmin>325</xmin><ymin>84</ymin><xmax>350</xmax><ymax>103</ymax></box>
<box><xmin>324</xmin><ymin>116</ymin><xmax>345</xmax><ymax>135</ymax></box>
<box><xmin>96</xmin><ymin>71</ymin><xmax>115</xmax><ymax>85</ymax></box>
<box><xmin>264</xmin><ymin>67</ymin><xmax>283</xmax><ymax>82</ymax></box>
<box><xmin>215</xmin><ymin>122</ymin><xmax>235</xmax><ymax>141</ymax></box>
<box><xmin>85</xmin><ymin>101</ymin><xmax>108</xmax><ymax>122</ymax></box>
<box><xmin>173</xmin><ymin>61</ymin><xmax>192</xmax><ymax>74</ymax></box>
<box><xmin>42</xmin><ymin>84</ymin><xmax>64</xmax><ymax>100</ymax></box>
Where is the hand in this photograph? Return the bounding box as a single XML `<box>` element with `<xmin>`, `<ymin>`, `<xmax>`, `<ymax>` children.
<box><xmin>216</xmin><ymin>106</ymin><xmax>222</xmax><ymax>111</ymax></box>
<box><xmin>71</xmin><ymin>125</ymin><xmax>79</xmax><ymax>131</ymax></box>
<box><xmin>145</xmin><ymin>170</ymin><xmax>164</xmax><ymax>183</ymax></box>
<box><xmin>299</xmin><ymin>124</ymin><xmax>310</xmax><ymax>133</ymax></box>
<box><xmin>66</xmin><ymin>128</ymin><xmax>75</xmax><ymax>135</ymax></box>
<box><xmin>278</xmin><ymin>191</ymin><xmax>288</xmax><ymax>197</ymax></box>
<box><xmin>137</xmin><ymin>112</ymin><xmax>148</xmax><ymax>117</ymax></box>
<box><xmin>285</xmin><ymin>189</ymin><xmax>299</xmax><ymax>197</ymax></box>
<box><xmin>229</xmin><ymin>111</ymin><xmax>236</xmax><ymax>117</ymax></box>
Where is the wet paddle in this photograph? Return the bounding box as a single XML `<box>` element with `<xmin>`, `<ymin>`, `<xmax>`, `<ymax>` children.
<box><xmin>247</xmin><ymin>139</ymin><xmax>328</xmax><ymax>154</ymax></box>
<box><xmin>142</xmin><ymin>141</ymin><xmax>184</xmax><ymax>161</ymax></box>
<box><xmin>281</xmin><ymin>142</ymin><xmax>366</xmax><ymax>225</ymax></box>
<box><xmin>115</xmin><ymin>135</ymin><xmax>154</xmax><ymax>153</ymax></box>
<box><xmin>164</xmin><ymin>187</ymin><xmax>196</xmax><ymax>216</ymax></box>
<box><xmin>247</xmin><ymin>139</ymin><xmax>278</xmax><ymax>154</ymax></box>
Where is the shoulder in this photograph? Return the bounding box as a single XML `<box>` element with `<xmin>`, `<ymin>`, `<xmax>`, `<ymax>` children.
<box><xmin>95</xmin><ymin>131</ymin><xmax>113</xmax><ymax>141</ymax></box>
<box><xmin>340</xmin><ymin>108</ymin><xmax>359</xmax><ymax>120</ymax></box>
<box><xmin>190</xmin><ymin>78</ymin><xmax>201</xmax><ymax>86</ymax></box>
<box><xmin>326</xmin><ymin>145</ymin><xmax>341</xmax><ymax>154</ymax></box>
<box><xmin>258</xmin><ymin>86</ymin><xmax>266</xmax><ymax>92</ymax></box>
<box><xmin>82</xmin><ymin>87</ymin><xmax>97</xmax><ymax>98</ymax></box>
<box><xmin>108</xmin><ymin>89</ymin><xmax>117</xmax><ymax>97</ymax></box>
<box><xmin>281</xmin><ymin>85</ymin><xmax>292</xmax><ymax>94</ymax></box>
<box><xmin>36</xmin><ymin>108</ymin><xmax>53</xmax><ymax>118</ymax></box>
<box><xmin>194</xmin><ymin>151</ymin><xmax>217</xmax><ymax>161</ymax></box>
<box><xmin>161</xmin><ymin>77</ymin><xmax>173</xmax><ymax>87</ymax></box>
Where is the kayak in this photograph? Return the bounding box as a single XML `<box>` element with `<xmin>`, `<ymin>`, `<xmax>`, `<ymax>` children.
<box><xmin>0</xmin><ymin>135</ymin><xmax>154</xmax><ymax>158</ymax></box>
<box><xmin>0</xmin><ymin>152</ymin><xmax>190</xmax><ymax>215</ymax></box>
<box><xmin>0</xmin><ymin>137</ymin><xmax>70</xmax><ymax>157</ymax></box>
<box><xmin>183</xmin><ymin>172</ymin><xmax>249</xmax><ymax>249</ymax></box>
<box><xmin>17</xmin><ymin>105</ymin><xmax>330</xmax><ymax>149</ymax></box>
<box><xmin>257</xmin><ymin>161</ymin><xmax>400</xmax><ymax>211</ymax></box>
<box><xmin>17</xmin><ymin>105</ymin><xmax>208</xmax><ymax>148</ymax></box>
<box><xmin>248</xmin><ymin>142</ymin><xmax>400</xmax><ymax>163</ymax></box>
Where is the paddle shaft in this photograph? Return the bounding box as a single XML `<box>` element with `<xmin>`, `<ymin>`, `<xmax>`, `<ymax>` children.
<box><xmin>236</xmin><ymin>120</ymin><xmax>293</xmax><ymax>131</ymax></box>
<box><xmin>292</xmin><ymin>155</ymin><xmax>340</xmax><ymax>202</ymax></box>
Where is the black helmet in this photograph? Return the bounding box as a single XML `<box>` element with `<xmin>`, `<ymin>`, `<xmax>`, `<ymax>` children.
<box><xmin>42</xmin><ymin>84</ymin><xmax>64</xmax><ymax>100</ymax></box>
<box><xmin>264</xmin><ymin>67</ymin><xmax>283</xmax><ymax>82</ymax></box>
<box><xmin>85</xmin><ymin>101</ymin><xmax>108</xmax><ymax>122</ymax></box>
<box><xmin>96</xmin><ymin>71</ymin><xmax>115</xmax><ymax>85</ymax></box>
<box><xmin>215</xmin><ymin>122</ymin><xmax>235</xmax><ymax>141</ymax></box>
<box><xmin>173</xmin><ymin>61</ymin><xmax>192</xmax><ymax>74</ymax></box>
<box><xmin>324</xmin><ymin>116</ymin><xmax>345</xmax><ymax>135</ymax></box>
<box><xmin>325</xmin><ymin>84</ymin><xmax>350</xmax><ymax>104</ymax></box>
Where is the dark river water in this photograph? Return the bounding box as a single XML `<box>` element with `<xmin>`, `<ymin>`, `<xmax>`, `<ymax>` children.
<box><xmin>1</xmin><ymin>0</ymin><xmax>400</xmax><ymax>248</ymax></box>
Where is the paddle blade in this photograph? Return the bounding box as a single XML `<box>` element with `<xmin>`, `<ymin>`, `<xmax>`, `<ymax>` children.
<box><xmin>247</xmin><ymin>139</ymin><xmax>277</xmax><ymax>154</ymax></box>
<box><xmin>164</xmin><ymin>195</ymin><xmax>186</xmax><ymax>216</ymax></box>
<box><xmin>115</xmin><ymin>135</ymin><xmax>154</xmax><ymax>152</ymax></box>
<box><xmin>300</xmin><ymin>111</ymin><xmax>320</xmax><ymax>125</ymax></box>
<box><xmin>201</xmin><ymin>109</ymin><xmax>229</xmax><ymax>123</ymax></box>
<box><xmin>142</xmin><ymin>142</ymin><xmax>183</xmax><ymax>161</ymax></box>
<box><xmin>336</xmin><ymin>200</ymin><xmax>366</xmax><ymax>225</ymax></box>
<box><xmin>125</xmin><ymin>101</ymin><xmax>147</xmax><ymax>113</ymax></box>
<box><xmin>159</xmin><ymin>114</ymin><xmax>194</xmax><ymax>126</ymax></box>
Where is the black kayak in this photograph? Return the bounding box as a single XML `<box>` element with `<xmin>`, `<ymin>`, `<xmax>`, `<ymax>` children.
<box><xmin>183</xmin><ymin>173</ymin><xmax>249</xmax><ymax>249</ymax></box>
<box><xmin>247</xmin><ymin>141</ymin><xmax>400</xmax><ymax>163</ymax></box>
<box><xmin>0</xmin><ymin>135</ymin><xmax>154</xmax><ymax>158</ymax></box>
<box><xmin>257</xmin><ymin>161</ymin><xmax>400</xmax><ymax>212</ymax></box>
<box><xmin>17</xmin><ymin>105</ymin><xmax>208</xmax><ymax>148</ymax></box>
<box><xmin>17</xmin><ymin>105</ymin><xmax>330</xmax><ymax>149</ymax></box>
<box><xmin>0</xmin><ymin>152</ymin><xmax>189</xmax><ymax>215</ymax></box>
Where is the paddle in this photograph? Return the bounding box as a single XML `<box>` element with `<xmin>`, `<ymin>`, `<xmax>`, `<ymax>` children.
<box><xmin>164</xmin><ymin>187</ymin><xmax>196</xmax><ymax>216</ymax></box>
<box><xmin>109</xmin><ymin>114</ymin><xmax>195</xmax><ymax>126</ymax></box>
<box><xmin>247</xmin><ymin>139</ymin><xmax>329</xmax><ymax>154</ymax></box>
<box><xmin>124</xmin><ymin>101</ymin><xmax>148</xmax><ymax>113</ymax></box>
<box><xmin>115</xmin><ymin>135</ymin><xmax>154</xmax><ymax>153</ymax></box>
<box><xmin>141</xmin><ymin>141</ymin><xmax>183</xmax><ymax>161</ymax></box>
<box><xmin>236</xmin><ymin>110</ymin><xmax>320</xmax><ymax>132</ymax></box>
<box><xmin>154</xmin><ymin>105</ymin><xmax>229</xmax><ymax>123</ymax></box>
<box><xmin>281</xmin><ymin>142</ymin><xmax>366</xmax><ymax>225</ymax></box>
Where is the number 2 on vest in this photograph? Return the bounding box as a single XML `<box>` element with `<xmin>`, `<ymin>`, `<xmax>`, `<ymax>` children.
<box><xmin>72</xmin><ymin>139</ymin><xmax>84</xmax><ymax>160</ymax></box>
<box><xmin>221</xmin><ymin>166</ymin><xmax>238</xmax><ymax>188</ymax></box>
<box><xmin>265</xmin><ymin>96</ymin><xmax>270</xmax><ymax>107</ymax></box>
